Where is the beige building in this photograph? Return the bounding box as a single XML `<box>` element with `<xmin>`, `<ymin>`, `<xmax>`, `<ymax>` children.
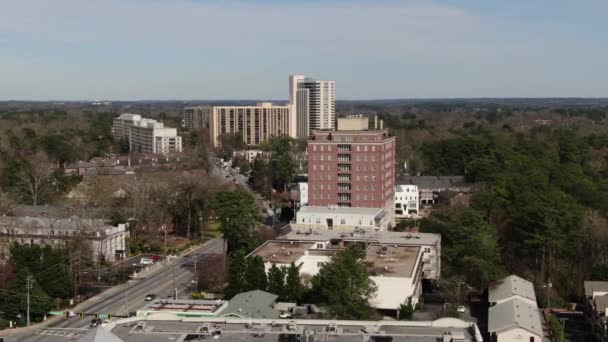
<box><xmin>0</xmin><ymin>216</ymin><xmax>128</xmax><ymax>262</ymax></box>
<box><xmin>130</xmin><ymin>119</ymin><xmax>182</xmax><ymax>155</ymax></box>
<box><xmin>337</xmin><ymin>116</ymin><xmax>369</xmax><ymax>131</ymax></box>
<box><xmin>209</xmin><ymin>102</ymin><xmax>292</xmax><ymax>147</ymax></box>
<box><xmin>183</xmin><ymin>106</ymin><xmax>210</xmax><ymax>130</ymax></box>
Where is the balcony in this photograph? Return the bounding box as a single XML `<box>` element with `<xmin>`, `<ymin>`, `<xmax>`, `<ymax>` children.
<box><xmin>337</xmin><ymin>144</ymin><xmax>352</xmax><ymax>152</ymax></box>
<box><xmin>337</xmin><ymin>154</ymin><xmax>351</xmax><ymax>162</ymax></box>
<box><xmin>338</xmin><ymin>183</ymin><xmax>351</xmax><ymax>191</ymax></box>
<box><xmin>338</xmin><ymin>164</ymin><xmax>351</xmax><ymax>172</ymax></box>
<box><xmin>337</xmin><ymin>174</ymin><xmax>351</xmax><ymax>181</ymax></box>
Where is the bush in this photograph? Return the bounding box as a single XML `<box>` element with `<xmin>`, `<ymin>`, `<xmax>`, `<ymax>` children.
<box><xmin>548</xmin><ymin>315</ymin><xmax>564</xmax><ymax>341</ymax></box>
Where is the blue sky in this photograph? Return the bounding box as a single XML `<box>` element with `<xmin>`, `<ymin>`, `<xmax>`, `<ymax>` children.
<box><xmin>0</xmin><ymin>0</ymin><xmax>606</xmax><ymax>100</ymax></box>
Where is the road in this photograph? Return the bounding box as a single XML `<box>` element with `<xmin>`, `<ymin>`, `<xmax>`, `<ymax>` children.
<box><xmin>9</xmin><ymin>237</ymin><xmax>225</xmax><ymax>342</ymax></box>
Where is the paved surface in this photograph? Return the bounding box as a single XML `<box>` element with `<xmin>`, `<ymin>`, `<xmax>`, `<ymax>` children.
<box><xmin>6</xmin><ymin>237</ymin><xmax>225</xmax><ymax>342</ymax></box>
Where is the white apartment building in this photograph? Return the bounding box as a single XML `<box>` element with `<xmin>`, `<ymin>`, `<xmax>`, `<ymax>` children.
<box><xmin>112</xmin><ymin>113</ymin><xmax>142</xmax><ymax>142</ymax></box>
<box><xmin>183</xmin><ymin>106</ymin><xmax>211</xmax><ymax>130</ymax></box>
<box><xmin>294</xmin><ymin>206</ymin><xmax>391</xmax><ymax>231</ymax></box>
<box><xmin>0</xmin><ymin>216</ymin><xmax>128</xmax><ymax>262</ymax></box>
<box><xmin>395</xmin><ymin>185</ymin><xmax>419</xmax><ymax>218</ymax></box>
<box><xmin>289</xmin><ymin>74</ymin><xmax>335</xmax><ymax>137</ymax></box>
<box><xmin>209</xmin><ymin>102</ymin><xmax>292</xmax><ymax>148</ymax></box>
<box><xmin>129</xmin><ymin>118</ymin><xmax>182</xmax><ymax>155</ymax></box>
<box><xmin>249</xmin><ymin>227</ymin><xmax>441</xmax><ymax>311</ymax></box>
<box><xmin>298</xmin><ymin>182</ymin><xmax>308</xmax><ymax>206</ymax></box>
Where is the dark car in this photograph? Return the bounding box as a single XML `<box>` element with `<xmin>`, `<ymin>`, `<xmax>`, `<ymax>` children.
<box><xmin>89</xmin><ymin>318</ymin><xmax>102</xmax><ymax>328</ymax></box>
<box><xmin>149</xmin><ymin>255</ymin><xmax>162</xmax><ymax>262</ymax></box>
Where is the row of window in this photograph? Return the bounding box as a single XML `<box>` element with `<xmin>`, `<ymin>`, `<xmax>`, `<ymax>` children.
<box><xmin>312</xmin><ymin>144</ymin><xmax>382</xmax><ymax>152</ymax></box>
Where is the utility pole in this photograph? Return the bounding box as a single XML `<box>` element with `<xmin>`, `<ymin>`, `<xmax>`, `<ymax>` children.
<box><xmin>26</xmin><ymin>276</ymin><xmax>33</xmax><ymax>326</ymax></box>
<box><xmin>193</xmin><ymin>260</ymin><xmax>198</xmax><ymax>292</ymax></box>
<box><xmin>172</xmin><ymin>261</ymin><xmax>177</xmax><ymax>300</ymax></box>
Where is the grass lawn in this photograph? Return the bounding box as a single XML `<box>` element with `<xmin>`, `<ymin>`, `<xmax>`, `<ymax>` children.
<box><xmin>203</xmin><ymin>220</ymin><xmax>222</xmax><ymax>242</ymax></box>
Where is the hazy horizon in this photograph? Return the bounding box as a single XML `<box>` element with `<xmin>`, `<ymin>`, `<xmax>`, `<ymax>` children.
<box><xmin>1</xmin><ymin>0</ymin><xmax>607</xmax><ymax>100</ymax></box>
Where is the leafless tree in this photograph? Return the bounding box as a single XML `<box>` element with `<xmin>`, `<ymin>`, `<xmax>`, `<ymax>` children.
<box><xmin>0</xmin><ymin>192</ymin><xmax>15</xmax><ymax>215</ymax></box>
<box><xmin>15</xmin><ymin>153</ymin><xmax>54</xmax><ymax>206</ymax></box>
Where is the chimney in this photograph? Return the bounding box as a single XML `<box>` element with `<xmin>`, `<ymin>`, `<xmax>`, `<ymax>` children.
<box><xmin>380</xmin><ymin>120</ymin><xmax>384</xmax><ymax>129</ymax></box>
<box><xmin>374</xmin><ymin>116</ymin><xmax>378</xmax><ymax>129</ymax></box>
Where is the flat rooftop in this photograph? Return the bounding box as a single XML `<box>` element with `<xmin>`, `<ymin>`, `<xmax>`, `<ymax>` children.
<box><xmin>109</xmin><ymin>318</ymin><xmax>476</xmax><ymax>342</ymax></box>
<box><xmin>252</xmin><ymin>241</ymin><xmax>314</xmax><ymax>264</ymax></box>
<box><xmin>280</xmin><ymin>226</ymin><xmax>441</xmax><ymax>247</ymax></box>
<box><xmin>366</xmin><ymin>245</ymin><xmax>420</xmax><ymax>278</ymax></box>
<box><xmin>297</xmin><ymin>206</ymin><xmax>386</xmax><ymax>217</ymax></box>
<box><xmin>140</xmin><ymin>299</ymin><xmax>225</xmax><ymax>314</ymax></box>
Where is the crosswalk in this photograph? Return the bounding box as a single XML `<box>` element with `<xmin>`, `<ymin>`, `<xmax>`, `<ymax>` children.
<box><xmin>36</xmin><ymin>328</ymin><xmax>87</xmax><ymax>338</ymax></box>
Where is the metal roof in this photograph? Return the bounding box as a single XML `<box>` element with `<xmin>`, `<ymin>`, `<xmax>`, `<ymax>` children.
<box><xmin>79</xmin><ymin>326</ymin><xmax>125</xmax><ymax>342</ymax></box>
<box><xmin>219</xmin><ymin>290</ymin><xmax>279</xmax><ymax>319</ymax></box>
<box><xmin>489</xmin><ymin>275</ymin><xmax>536</xmax><ymax>303</ymax></box>
<box><xmin>584</xmin><ymin>281</ymin><xmax>608</xmax><ymax>297</ymax></box>
<box><xmin>488</xmin><ymin>298</ymin><xmax>543</xmax><ymax>337</ymax></box>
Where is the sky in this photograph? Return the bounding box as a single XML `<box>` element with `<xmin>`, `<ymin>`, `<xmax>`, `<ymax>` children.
<box><xmin>0</xmin><ymin>0</ymin><xmax>607</xmax><ymax>100</ymax></box>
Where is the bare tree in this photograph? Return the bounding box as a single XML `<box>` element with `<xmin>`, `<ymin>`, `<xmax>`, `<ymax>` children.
<box><xmin>16</xmin><ymin>153</ymin><xmax>54</xmax><ymax>206</ymax></box>
<box><xmin>0</xmin><ymin>192</ymin><xmax>15</xmax><ymax>215</ymax></box>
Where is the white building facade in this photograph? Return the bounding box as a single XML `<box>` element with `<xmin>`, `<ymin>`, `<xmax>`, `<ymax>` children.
<box><xmin>112</xmin><ymin>113</ymin><xmax>142</xmax><ymax>142</ymax></box>
<box><xmin>0</xmin><ymin>216</ymin><xmax>128</xmax><ymax>262</ymax></box>
<box><xmin>298</xmin><ymin>182</ymin><xmax>308</xmax><ymax>206</ymax></box>
<box><xmin>289</xmin><ymin>74</ymin><xmax>335</xmax><ymax>137</ymax></box>
<box><xmin>129</xmin><ymin>119</ymin><xmax>182</xmax><ymax>155</ymax></box>
<box><xmin>294</xmin><ymin>206</ymin><xmax>390</xmax><ymax>231</ymax></box>
<box><xmin>395</xmin><ymin>185</ymin><xmax>419</xmax><ymax>218</ymax></box>
<box><xmin>249</xmin><ymin>228</ymin><xmax>441</xmax><ymax>311</ymax></box>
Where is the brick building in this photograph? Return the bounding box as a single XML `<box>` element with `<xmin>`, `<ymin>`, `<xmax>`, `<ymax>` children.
<box><xmin>307</xmin><ymin>129</ymin><xmax>396</xmax><ymax>214</ymax></box>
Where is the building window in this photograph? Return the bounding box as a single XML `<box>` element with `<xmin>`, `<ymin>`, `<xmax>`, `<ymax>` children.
<box><xmin>317</xmin><ymin>243</ymin><xmax>323</xmax><ymax>249</ymax></box>
<box><xmin>316</xmin><ymin>218</ymin><xmax>321</xmax><ymax>224</ymax></box>
<box><xmin>317</xmin><ymin>262</ymin><xmax>325</xmax><ymax>267</ymax></box>
<box><xmin>340</xmin><ymin>218</ymin><xmax>345</xmax><ymax>224</ymax></box>
<box><xmin>424</xmin><ymin>248</ymin><xmax>431</xmax><ymax>253</ymax></box>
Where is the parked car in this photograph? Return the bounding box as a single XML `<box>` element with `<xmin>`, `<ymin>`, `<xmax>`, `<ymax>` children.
<box><xmin>139</xmin><ymin>257</ymin><xmax>153</xmax><ymax>265</ymax></box>
<box><xmin>149</xmin><ymin>255</ymin><xmax>162</xmax><ymax>262</ymax></box>
<box><xmin>144</xmin><ymin>294</ymin><xmax>157</xmax><ymax>301</ymax></box>
<box><xmin>279</xmin><ymin>312</ymin><xmax>292</xmax><ymax>319</ymax></box>
<box><xmin>457</xmin><ymin>305</ymin><xmax>467</xmax><ymax>313</ymax></box>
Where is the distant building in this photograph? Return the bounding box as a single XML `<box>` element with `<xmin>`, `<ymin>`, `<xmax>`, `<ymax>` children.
<box><xmin>130</xmin><ymin>118</ymin><xmax>182</xmax><ymax>155</ymax></box>
<box><xmin>232</xmin><ymin>149</ymin><xmax>271</xmax><ymax>164</ymax></box>
<box><xmin>584</xmin><ymin>281</ymin><xmax>608</xmax><ymax>316</ymax></box>
<box><xmin>396</xmin><ymin>175</ymin><xmax>470</xmax><ymax>205</ymax></box>
<box><xmin>209</xmin><ymin>102</ymin><xmax>292</xmax><ymax>148</ymax></box>
<box><xmin>183</xmin><ymin>106</ymin><xmax>210</xmax><ymax>130</ymax></box>
<box><xmin>395</xmin><ymin>184</ymin><xmax>419</xmax><ymax>218</ymax></box>
<box><xmin>0</xmin><ymin>216</ymin><xmax>128</xmax><ymax>262</ymax></box>
<box><xmin>297</xmin><ymin>182</ymin><xmax>308</xmax><ymax>206</ymax></box>
<box><xmin>249</xmin><ymin>227</ymin><xmax>441</xmax><ymax>311</ymax></box>
<box><xmin>294</xmin><ymin>206</ymin><xmax>390</xmax><ymax>231</ymax></box>
<box><xmin>112</xmin><ymin>114</ymin><xmax>182</xmax><ymax>155</ymax></box>
<box><xmin>307</xmin><ymin>129</ymin><xmax>396</xmax><ymax>214</ymax></box>
<box><xmin>290</xmin><ymin>74</ymin><xmax>335</xmax><ymax>137</ymax></box>
<box><xmin>112</xmin><ymin>113</ymin><xmax>142</xmax><ymax>142</ymax></box>
<box><xmin>488</xmin><ymin>275</ymin><xmax>542</xmax><ymax>342</ymax></box>
<box><xmin>337</xmin><ymin>115</ymin><xmax>369</xmax><ymax>131</ymax></box>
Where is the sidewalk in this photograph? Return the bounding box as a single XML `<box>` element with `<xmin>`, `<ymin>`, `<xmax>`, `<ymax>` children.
<box><xmin>1</xmin><ymin>242</ymin><xmax>212</xmax><ymax>337</ymax></box>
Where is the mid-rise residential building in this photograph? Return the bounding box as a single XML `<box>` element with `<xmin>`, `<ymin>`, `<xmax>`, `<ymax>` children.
<box><xmin>289</xmin><ymin>74</ymin><xmax>335</xmax><ymax>137</ymax></box>
<box><xmin>112</xmin><ymin>113</ymin><xmax>142</xmax><ymax>142</ymax></box>
<box><xmin>129</xmin><ymin>119</ymin><xmax>182</xmax><ymax>155</ymax></box>
<box><xmin>0</xmin><ymin>216</ymin><xmax>128</xmax><ymax>262</ymax></box>
<box><xmin>307</xmin><ymin>129</ymin><xmax>396</xmax><ymax>212</ymax></box>
<box><xmin>249</xmin><ymin>227</ymin><xmax>441</xmax><ymax>311</ymax></box>
<box><xmin>209</xmin><ymin>102</ymin><xmax>292</xmax><ymax>147</ymax></box>
<box><xmin>396</xmin><ymin>175</ymin><xmax>469</xmax><ymax>205</ymax></box>
<box><xmin>395</xmin><ymin>185</ymin><xmax>419</xmax><ymax>218</ymax></box>
<box><xmin>183</xmin><ymin>106</ymin><xmax>211</xmax><ymax>130</ymax></box>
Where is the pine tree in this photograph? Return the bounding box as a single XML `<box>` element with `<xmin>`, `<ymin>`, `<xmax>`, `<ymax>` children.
<box><xmin>245</xmin><ymin>255</ymin><xmax>267</xmax><ymax>291</ymax></box>
<box><xmin>267</xmin><ymin>264</ymin><xmax>286</xmax><ymax>298</ymax></box>
<box><xmin>284</xmin><ymin>262</ymin><xmax>303</xmax><ymax>303</ymax></box>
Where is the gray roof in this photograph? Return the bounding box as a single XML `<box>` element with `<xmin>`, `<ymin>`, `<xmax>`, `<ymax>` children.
<box><xmin>488</xmin><ymin>298</ymin><xmax>543</xmax><ymax>337</ymax></box>
<box><xmin>595</xmin><ymin>295</ymin><xmax>608</xmax><ymax>312</ymax></box>
<box><xmin>281</xmin><ymin>225</ymin><xmax>441</xmax><ymax>247</ymax></box>
<box><xmin>584</xmin><ymin>281</ymin><xmax>608</xmax><ymax>297</ymax></box>
<box><xmin>219</xmin><ymin>290</ymin><xmax>279</xmax><ymax>319</ymax></box>
<box><xmin>489</xmin><ymin>275</ymin><xmax>536</xmax><ymax>303</ymax></box>
<box><xmin>297</xmin><ymin>206</ymin><xmax>386</xmax><ymax>218</ymax></box>
<box><xmin>396</xmin><ymin>175</ymin><xmax>468</xmax><ymax>189</ymax></box>
<box><xmin>79</xmin><ymin>326</ymin><xmax>124</xmax><ymax>342</ymax></box>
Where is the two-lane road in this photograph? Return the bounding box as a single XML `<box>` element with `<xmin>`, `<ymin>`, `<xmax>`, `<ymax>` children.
<box><xmin>10</xmin><ymin>237</ymin><xmax>225</xmax><ymax>342</ymax></box>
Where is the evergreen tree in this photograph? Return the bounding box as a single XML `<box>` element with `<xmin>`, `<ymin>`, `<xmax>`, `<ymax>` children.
<box><xmin>311</xmin><ymin>245</ymin><xmax>377</xmax><ymax>319</ymax></box>
<box><xmin>284</xmin><ymin>262</ymin><xmax>304</xmax><ymax>303</ymax></box>
<box><xmin>267</xmin><ymin>264</ymin><xmax>286</xmax><ymax>298</ymax></box>
<box><xmin>226</xmin><ymin>250</ymin><xmax>247</xmax><ymax>298</ymax></box>
<box><xmin>245</xmin><ymin>255</ymin><xmax>268</xmax><ymax>291</ymax></box>
<box><xmin>210</xmin><ymin>190</ymin><xmax>261</xmax><ymax>253</ymax></box>
<box><xmin>5</xmin><ymin>269</ymin><xmax>52</xmax><ymax>322</ymax></box>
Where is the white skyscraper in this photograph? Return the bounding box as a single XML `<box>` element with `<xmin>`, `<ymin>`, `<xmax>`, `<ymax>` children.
<box><xmin>289</xmin><ymin>74</ymin><xmax>335</xmax><ymax>137</ymax></box>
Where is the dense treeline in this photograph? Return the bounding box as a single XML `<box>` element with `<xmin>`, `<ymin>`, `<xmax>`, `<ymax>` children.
<box><xmin>419</xmin><ymin>126</ymin><xmax>608</xmax><ymax>300</ymax></box>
